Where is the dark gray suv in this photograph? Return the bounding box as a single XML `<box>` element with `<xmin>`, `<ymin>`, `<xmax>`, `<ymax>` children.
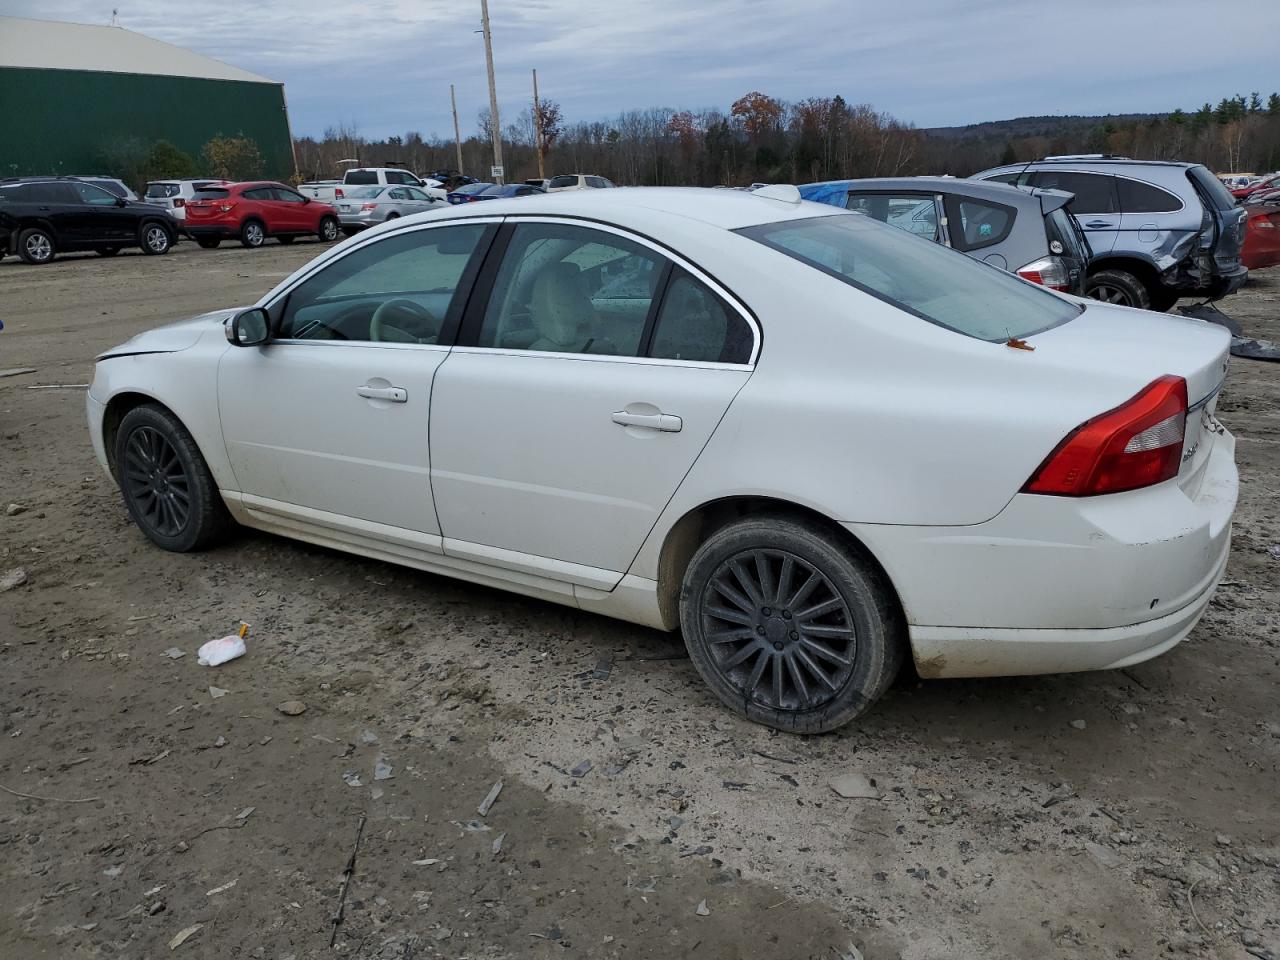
<box><xmin>972</xmin><ymin>156</ymin><xmax>1247</xmax><ymax>311</ymax></box>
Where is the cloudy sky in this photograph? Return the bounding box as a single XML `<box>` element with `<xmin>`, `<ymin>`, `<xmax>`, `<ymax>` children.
<box><xmin>5</xmin><ymin>0</ymin><xmax>1279</xmax><ymax>139</ymax></box>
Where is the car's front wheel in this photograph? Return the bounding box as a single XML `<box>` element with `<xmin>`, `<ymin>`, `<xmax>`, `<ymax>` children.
<box><xmin>140</xmin><ymin>222</ymin><xmax>172</xmax><ymax>256</ymax></box>
<box><xmin>114</xmin><ymin>404</ymin><xmax>230</xmax><ymax>552</ymax></box>
<box><xmin>1086</xmin><ymin>268</ymin><xmax>1150</xmax><ymax>310</ymax></box>
<box><xmin>18</xmin><ymin>227</ymin><xmax>55</xmax><ymax>264</ymax></box>
<box><xmin>318</xmin><ymin>216</ymin><xmax>340</xmax><ymax>242</ymax></box>
<box><xmin>679</xmin><ymin>515</ymin><xmax>903</xmax><ymax>733</ymax></box>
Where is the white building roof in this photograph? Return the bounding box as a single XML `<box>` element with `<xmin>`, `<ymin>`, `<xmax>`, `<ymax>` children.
<box><xmin>0</xmin><ymin>16</ymin><xmax>278</xmax><ymax>84</ymax></box>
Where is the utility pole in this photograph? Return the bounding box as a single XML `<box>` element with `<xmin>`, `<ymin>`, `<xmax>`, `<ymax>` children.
<box><xmin>450</xmin><ymin>84</ymin><xmax>464</xmax><ymax>174</ymax></box>
<box><xmin>479</xmin><ymin>0</ymin><xmax>504</xmax><ymax>184</ymax></box>
<box><xmin>532</xmin><ymin>68</ymin><xmax>545</xmax><ymax>181</ymax></box>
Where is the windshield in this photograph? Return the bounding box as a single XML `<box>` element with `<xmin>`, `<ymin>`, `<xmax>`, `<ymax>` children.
<box><xmin>344</xmin><ymin>186</ymin><xmax>386</xmax><ymax>199</ymax></box>
<box><xmin>1187</xmin><ymin>166</ymin><xmax>1238</xmax><ymax>212</ymax></box>
<box><xmin>737</xmin><ymin>214</ymin><xmax>1082</xmax><ymax>341</ymax></box>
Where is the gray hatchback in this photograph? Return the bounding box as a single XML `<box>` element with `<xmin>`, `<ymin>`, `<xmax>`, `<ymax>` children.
<box><xmin>798</xmin><ymin>177</ymin><xmax>1089</xmax><ymax>295</ymax></box>
<box><xmin>972</xmin><ymin>156</ymin><xmax>1248</xmax><ymax>311</ymax></box>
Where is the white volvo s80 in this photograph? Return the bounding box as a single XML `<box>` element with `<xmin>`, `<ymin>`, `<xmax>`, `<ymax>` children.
<box><xmin>88</xmin><ymin>187</ymin><xmax>1237</xmax><ymax>732</ymax></box>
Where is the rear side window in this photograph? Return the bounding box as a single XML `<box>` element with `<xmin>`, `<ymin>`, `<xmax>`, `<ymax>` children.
<box><xmin>738</xmin><ymin>214</ymin><xmax>1081</xmax><ymax>342</ymax></box>
<box><xmin>1186</xmin><ymin>165</ymin><xmax>1238</xmax><ymax>212</ymax></box>
<box><xmin>1030</xmin><ymin>171</ymin><xmax>1118</xmax><ymax>214</ymax></box>
<box><xmin>344</xmin><ymin>170</ymin><xmax>377</xmax><ymax>185</ymax></box>
<box><xmin>548</xmin><ymin>176</ymin><xmax>577</xmax><ymax>188</ymax></box>
<box><xmin>192</xmin><ymin>188</ymin><xmax>230</xmax><ymax>200</ymax></box>
<box><xmin>72</xmin><ymin>182</ymin><xmax>120</xmax><ymax>205</ymax></box>
<box><xmin>146</xmin><ymin>183</ymin><xmax>180</xmax><ymax>198</ymax></box>
<box><xmin>948</xmin><ymin>197</ymin><xmax>1014</xmax><ymax>251</ymax></box>
<box><xmin>1116</xmin><ymin>179</ymin><xmax>1181</xmax><ymax>213</ymax></box>
<box><xmin>86</xmin><ymin>179</ymin><xmax>127</xmax><ymax>198</ymax></box>
<box><xmin>243</xmin><ymin>188</ymin><xmax>274</xmax><ymax>200</ymax></box>
<box><xmin>984</xmin><ymin>172</ymin><xmax>1023</xmax><ymax>185</ymax></box>
<box><xmin>649</xmin><ymin>270</ymin><xmax>752</xmax><ymax>364</ymax></box>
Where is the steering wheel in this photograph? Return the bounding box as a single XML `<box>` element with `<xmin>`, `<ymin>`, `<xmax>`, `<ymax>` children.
<box><xmin>369</xmin><ymin>298</ymin><xmax>439</xmax><ymax>344</ymax></box>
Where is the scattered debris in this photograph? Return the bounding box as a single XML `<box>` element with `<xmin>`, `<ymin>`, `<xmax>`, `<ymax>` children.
<box><xmin>213</xmin><ymin>736</ymin><xmax>227</xmax><ymax>748</ymax></box>
<box><xmin>591</xmin><ymin>659</ymin><xmax>613</xmax><ymax>681</ymax></box>
<box><xmin>1085</xmin><ymin>842</ymin><xmax>1123</xmax><ymax>869</ymax></box>
<box><xmin>276</xmin><ymin>700</ymin><xmax>306</xmax><ymax>716</ymax></box>
<box><xmin>836</xmin><ymin>944</ymin><xmax>865</xmax><ymax>960</ymax></box>
<box><xmin>103</xmin><ymin>865</ymin><xmax>123</xmax><ymax>878</ymax></box>
<box><xmin>1216</xmin><ymin>833</ymin><xmax>1233</xmax><ymax>847</ymax></box>
<box><xmin>359</xmin><ymin>729</ymin><xmax>379</xmax><ymax>744</ymax></box>
<box><xmin>163</xmin><ymin>648</ymin><xmax>186</xmax><ymax>660</ymax></box>
<box><xmin>1267</xmin><ymin>544</ymin><xmax>1280</xmax><ymax>561</ymax></box>
<box><xmin>570</xmin><ymin>760</ymin><xmax>593</xmax><ymax>778</ymax></box>
<box><xmin>0</xmin><ymin>567</ymin><xmax>28</xmax><ymax>592</ymax></box>
<box><xmin>412</xmin><ymin>858</ymin><xmax>440</xmax><ymax>866</ymax></box>
<box><xmin>477</xmin><ymin>780</ymin><xmax>503</xmax><ymax>816</ymax></box>
<box><xmin>142</xmin><ymin>749</ymin><xmax>171</xmax><ymax>766</ymax></box>
<box><xmin>206</xmin><ymin>878</ymin><xmax>238</xmax><ymax>896</ymax></box>
<box><xmin>0</xmin><ymin>368</ymin><xmax>37</xmax><ymax>379</ymax></box>
<box><xmin>236</xmin><ymin>806</ymin><xmax>255</xmax><ymax>821</ymax></box>
<box><xmin>829</xmin><ymin>773</ymin><xmax>883</xmax><ymax>800</ymax></box>
<box><xmin>208</xmin><ymin>686</ymin><xmax>229</xmax><ymax>700</ymax></box>
<box><xmin>198</xmin><ymin>624</ymin><xmax>248</xmax><ymax>666</ymax></box>
<box><xmin>25</xmin><ymin>383</ymin><xmax>90</xmax><ymax>390</ymax></box>
<box><xmin>433</xmin><ymin>928</ymin><xmax>452</xmax><ymax>941</ymax></box>
<box><xmin>0</xmin><ymin>782</ymin><xmax>99</xmax><ymax>804</ymax></box>
<box><xmin>1043</xmin><ymin>783</ymin><xmax>1076</xmax><ymax>808</ymax></box>
<box><xmin>168</xmin><ymin>924</ymin><xmax>202</xmax><ymax>950</ymax></box>
<box><xmin>328</xmin><ymin>815</ymin><xmax>366</xmax><ymax>947</ymax></box>
<box><xmin>373</xmin><ymin>758</ymin><xmax>394</xmax><ymax>781</ymax></box>
<box><xmin>341</xmin><ymin>771</ymin><xmax>363</xmax><ymax>788</ymax></box>
<box><xmin>5</xmin><ymin>503</ymin><xmax>28</xmax><ymax>516</ymax></box>
<box><xmin>492</xmin><ymin>832</ymin><xmax>506</xmax><ymax>855</ymax></box>
<box><xmin>695</xmin><ymin>899</ymin><xmax>710</xmax><ymax>916</ymax></box>
<box><xmin>1069</xmin><ymin>719</ymin><xmax>1088</xmax><ymax>730</ymax></box>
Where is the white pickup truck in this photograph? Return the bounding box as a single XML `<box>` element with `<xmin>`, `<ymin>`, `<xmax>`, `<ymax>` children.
<box><xmin>298</xmin><ymin>168</ymin><xmax>448</xmax><ymax>204</ymax></box>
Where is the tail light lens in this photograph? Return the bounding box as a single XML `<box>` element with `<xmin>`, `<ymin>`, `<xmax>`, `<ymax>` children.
<box><xmin>360</xmin><ymin>202</ymin><xmax>377</xmax><ymax>211</ymax></box>
<box><xmin>1017</xmin><ymin>256</ymin><xmax>1071</xmax><ymax>291</ymax></box>
<box><xmin>1023</xmin><ymin>376</ymin><xmax>1188</xmax><ymax>496</ymax></box>
<box><xmin>218</xmin><ymin>203</ymin><xmax>234</xmax><ymax>213</ymax></box>
<box><xmin>1251</xmin><ymin>214</ymin><xmax>1275</xmax><ymax>230</ymax></box>
<box><xmin>173</xmin><ymin>198</ymin><xmax>185</xmax><ymax>208</ymax></box>
<box><xmin>335</xmin><ymin>188</ymin><xmax>344</xmax><ymax>199</ymax></box>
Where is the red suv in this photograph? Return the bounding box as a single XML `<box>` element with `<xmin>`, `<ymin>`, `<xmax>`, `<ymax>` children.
<box><xmin>184</xmin><ymin>181</ymin><xmax>340</xmax><ymax>249</ymax></box>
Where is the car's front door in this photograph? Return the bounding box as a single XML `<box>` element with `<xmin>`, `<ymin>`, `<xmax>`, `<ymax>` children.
<box><xmin>217</xmin><ymin>221</ymin><xmax>497</xmax><ymax>542</ymax></box>
<box><xmin>271</xmin><ymin>186</ymin><xmax>312</xmax><ymax>232</ymax></box>
<box><xmin>429</xmin><ymin>219</ymin><xmax>757</xmax><ymax>588</ymax></box>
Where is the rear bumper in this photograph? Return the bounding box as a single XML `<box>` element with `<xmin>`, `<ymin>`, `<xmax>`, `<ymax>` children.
<box><xmin>848</xmin><ymin>428</ymin><xmax>1237</xmax><ymax>678</ymax></box>
<box><xmin>1205</xmin><ymin>265</ymin><xmax>1248</xmax><ymax>299</ymax></box>
<box><xmin>184</xmin><ymin>224</ymin><xmax>238</xmax><ymax>239</ymax></box>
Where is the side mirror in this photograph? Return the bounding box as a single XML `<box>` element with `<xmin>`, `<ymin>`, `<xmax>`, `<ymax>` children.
<box><xmin>116</xmin><ymin>197</ymin><xmax>128</xmax><ymax>207</ymax></box>
<box><xmin>225</xmin><ymin>307</ymin><xmax>271</xmax><ymax>347</ymax></box>
<box><xmin>302</xmin><ymin>195</ymin><xmax>312</xmax><ymax>204</ymax></box>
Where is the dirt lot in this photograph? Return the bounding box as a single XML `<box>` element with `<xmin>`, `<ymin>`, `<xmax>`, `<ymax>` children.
<box><xmin>1</xmin><ymin>240</ymin><xmax>1278</xmax><ymax>960</ymax></box>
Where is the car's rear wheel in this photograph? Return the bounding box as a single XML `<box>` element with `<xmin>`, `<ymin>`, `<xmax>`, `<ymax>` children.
<box><xmin>679</xmin><ymin>516</ymin><xmax>903</xmax><ymax>733</ymax></box>
<box><xmin>277</xmin><ymin>235</ymin><xmax>295</xmax><ymax>245</ymax></box>
<box><xmin>318</xmin><ymin>216</ymin><xmax>340</xmax><ymax>242</ymax></box>
<box><xmin>240</xmin><ymin>220</ymin><xmax>266</xmax><ymax>248</ymax></box>
<box><xmin>196</xmin><ymin>238</ymin><xmax>221</xmax><ymax>249</ymax></box>
<box><xmin>97</xmin><ymin>246</ymin><xmax>121</xmax><ymax>257</ymax></box>
<box><xmin>1086</xmin><ymin>269</ymin><xmax>1150</xmax><ymax>310</ymax></box>
<box><xmin>140</xmin><ymin>222</ymin><xmax>171</xmax><ymax>256</ymax></box>
<box><xmin>18</xmin><ymin>227</ymin><xmax>55</xmax><ymax>264</ymax></box>
<box><xmin>114</xmin><ymin>404</ymin><xmax>229</xmax><ymax>552</ymax></box>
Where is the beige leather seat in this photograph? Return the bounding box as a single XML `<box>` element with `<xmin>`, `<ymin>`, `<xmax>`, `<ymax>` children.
<box><xmin>528</xmin><ymin>262</ymin><xmax>596</xmax><ymax>353</ymax></box>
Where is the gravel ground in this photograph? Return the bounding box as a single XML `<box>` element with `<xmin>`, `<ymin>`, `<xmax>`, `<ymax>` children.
<box><xmin>1</xmin><ymin>240</ymin><xmax>1278</xmax><ymax>960</ymax></box>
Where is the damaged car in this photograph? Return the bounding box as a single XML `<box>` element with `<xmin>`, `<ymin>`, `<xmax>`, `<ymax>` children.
<box><xmin>974</xmin><ymin>156</ymin><xmax>1248</xmax><ymax>311</ymax></box>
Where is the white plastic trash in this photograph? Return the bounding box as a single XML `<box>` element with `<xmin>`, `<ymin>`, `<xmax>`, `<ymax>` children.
<box><xmin>198</xmin><ymin>623</ymin><xmax>249</xmax><ymax>666</ymax></box>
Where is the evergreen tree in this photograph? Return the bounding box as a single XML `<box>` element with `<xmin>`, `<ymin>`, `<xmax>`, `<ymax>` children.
<box><xmin>1268</xmin><ymin>93</ymin><xmax>1280</xmax><ymax>116</ymax></box>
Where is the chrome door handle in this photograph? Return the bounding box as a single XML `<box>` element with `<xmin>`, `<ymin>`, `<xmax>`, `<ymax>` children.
<box><xmin>357</xmin><ymin>384</ymin><xmax>407</xmax><ymax>403</ymax></box>
<box><xmin>612</xmin><ymin>410</ymin><xmax>682</xmax><ymax>432</ymax></box>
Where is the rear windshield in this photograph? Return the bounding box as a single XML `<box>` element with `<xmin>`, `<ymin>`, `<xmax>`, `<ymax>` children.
<box><xmin>480</xmin><ymin>184</ymin><xmax>511</xmax><ymax>196</ymax></box>
<box><xmin>343</xmin><ymin>186</ymin><xmax>385</xmax><ymax>199</ymax></box>
<box><xmin>737</xmin><ymin>214</ymin><xmax>1082</xmax><ymax>341</ymax></box>
<box><xmin>1187</xmin><ymin>165</ymin><xmax>1238</xmax><ymax>212</ymax></box>
<box><xmin>191</xmin><ymin>188</ymin><xmax>230</xmax><ymax>200</ymax></box>
<box><xmin>456</xmin><ymin>182</ymin><xmax>492</xmax><ymax>195</ymax></box>
<box><xmin>146</xmin><ymin>183</ymin><xmax>180</xmax><ymax>198</ymax></box>
<box><xmin>548</xmin><ymin>176</ymin><xmax>578</xmax><ymax>188</ymax></box>
<box><xmin>344</xmin><ymin>170</ymin><xmax>378</xmax><ymax>185</ymax></box>
<box><xmin>1045</xmin><ymin>208</ymin><xmax>1089</xmax><ymax>261</ymax></box>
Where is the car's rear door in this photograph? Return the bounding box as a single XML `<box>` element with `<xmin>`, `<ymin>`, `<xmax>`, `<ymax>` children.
<box><xmin>428</xmin><ymin>218</ymin><xmax>757</xmax><ymax>588</ymax></box>
<box><xmin>1028</xmin><ymin>170</ymin><xmax>1119</xmax><ymax>257</ymax></box>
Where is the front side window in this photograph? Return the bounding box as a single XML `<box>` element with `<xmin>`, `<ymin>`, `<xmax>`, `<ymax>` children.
<box><xmin>278</xmin><ymin>224</ymin><xmax>492</xmax><ymax>343</ymax></box>
<box><xmin>476</xmin><ymin>222</ymin><xmax>664</xmax><ymax>356</ymax></box>
<box><xmin>1029</xmin><ymin>171</ymin><xmax>1118</xmax><ymax>214</ymax></box>
<box><xmin>72</xmin><ymin>181</ymin><xmax>120</xmax><ymax>205</ymax></box>
<box><xmin>649</xmin><ymin>270</ymin><xmax>752</xmax><ymax>364</ymax></box>
<box><xmin>846</xmin><ymin>193</ymin><xmax>940</xmax><ymax>242</ymax></box>
<box><xmin>948</xmin><ymin>196</ymin><xmax>1014</xmax><ymax>251</ymax></box>
<box><xmin>273</xmin><ymin>187</ymin><xmax>306</xmax><ymax>203</ymax></box>
<box><xmin>737</xmin><ymin>214</ymin><xmax>1081</xmax><ymax>342</ymax></box>
<box><xmin>86</xmin><ymin>179</ymin><xmax>128</xmax><ymax>198</ymax></box>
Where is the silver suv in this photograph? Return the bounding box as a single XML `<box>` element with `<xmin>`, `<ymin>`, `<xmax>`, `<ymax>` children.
<box><xmin>972</xmin><ymin>156</ymin><xmax>1247</xmax><ymax>311</ymax></box>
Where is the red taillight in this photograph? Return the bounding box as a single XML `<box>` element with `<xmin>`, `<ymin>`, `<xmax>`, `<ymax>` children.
<box><xmin>360</xmin><ymin>202</ymin><xmax>377</xmax><ymax>211</ymax></box>
<box><xmin>218</xmin><ymin>203</ymin><xmax>234</xmax><ymax>213</ymax></box>
<box><xmin>173</xmin><ymin>197</ymin><xmax>185</xmax><ymax>208</ymax></box>
<box><xmin>335</xmin><ymin>188</ymin><xmax>344</xmax><ymax>199</ymax></box>
<box><xmin>1023</xmin><ymin>376</ymin><xmax>1188</xmax><ymax>496</ymax></box>
<box><xmin>1017</xmin><ymin>255</ymin><xmax>1071</xmax><ymax>292</ymax></box>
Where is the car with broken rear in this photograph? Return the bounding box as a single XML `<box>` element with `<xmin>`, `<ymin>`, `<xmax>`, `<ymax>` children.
<box><xmin>86</xmin><ymin>187</ymin><xmax>1238</xmax><ymax>733</ymax></box>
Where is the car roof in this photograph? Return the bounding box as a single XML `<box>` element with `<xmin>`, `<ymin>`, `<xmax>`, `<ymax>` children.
<box><xmin>801</xmin><ymin>176</ymin><xmax>1057</xmax><ymax>209</ymax></box>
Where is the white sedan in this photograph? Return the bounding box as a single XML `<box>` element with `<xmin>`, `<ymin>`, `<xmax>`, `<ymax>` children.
<box><xmin>87</xmin><ymin>187</ymin><xmax>1237</xmax><ymax>733</ymax></box>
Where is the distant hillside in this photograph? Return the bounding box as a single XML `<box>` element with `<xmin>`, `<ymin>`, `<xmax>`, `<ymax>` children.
<box><xmin>924</xmin><ymin>113</ymin><xmax>1161</xmax><ymax>141</ymax></box>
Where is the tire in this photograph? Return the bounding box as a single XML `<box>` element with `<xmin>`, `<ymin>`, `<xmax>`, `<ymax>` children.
<box><xmin>1148</xmin><ymin>287</ymin><xmax>1181</xmax><ymax>313</ymax></box>
<box><xmin>679</xmin><ymin>515</ymin><xmax>904</xmax><ymax>733</ymax></box>
<box><xmin>140</xmin><ymin>222</ymin><xmax>172</xmax><ymax>256</ymax></box>
<box><xmin>1086</xmin><ymin>268</ymin><xmax>1150</xmax><ymax>310</ymax></box>
<box><xmin>97</xmin><ymin>246</ymin><xmax>121</xmax><ymax>257</ymax></box>
<box><xmin>240</xmin><ymin>220</ymin><xmax>266</xmax><ymax>249</ymax></box>
<box><xmin>318</xmin><ymin>216</ymin><xmax>340</xmax><ymax>242</ymax></box>
<box><xmin>385</xmin><ymin>212</ymin><xmax>401</xmax><ymax>220</ymax></box>
<box><xmin>277</xmin><ymin>235</ymin><xmax>295</xmax><ymax>245</ymax></box>
<box><xmin>18</xmin><ymin>227</ymin><xmax>55</xmax><ymax>264</ymax></box>
<box><xmin>196</xmin><ymin>238</ymin><xmax>222</xmax><ymax>249</ymax></box>
<box><xmin>114</xmin><ymin>404</ymin><xmax>230</xmax><ymax>552</ymax></box>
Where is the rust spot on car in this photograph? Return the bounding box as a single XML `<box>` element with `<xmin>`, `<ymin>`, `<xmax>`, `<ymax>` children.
<box><xmin>915</xmin><ymin>654</ymin><xmax>947</xmax><ymax>678</ymax></box>
<box><xmin>1005</xmin><ymin>336</ymin><xmax>1035</xmax><ymax>352</ymax></box>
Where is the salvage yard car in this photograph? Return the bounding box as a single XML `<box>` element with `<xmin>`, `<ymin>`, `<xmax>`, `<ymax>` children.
<box><xmin>184</xmin><ymin>182</ymin><xmax>341</xmax><ymax>248</ymax></box>
<box><xmin>87</xmin><ymin>187</ymin><xmax>1238</xmax><ymax>733</ymax></box>
<box><xmin>974</xmin><ymin>156</ymin><xmax>1248</xmax><ymax>311</ymax></box>
<box><xmin>336</xmin><ymin>184</ymin><xmax>443</xmax><ymax>235</ymax></box>
<box><xmin>799</xmin><ymin>177</ymin><xmax>1089</xmax><ymax>294</ymax></box>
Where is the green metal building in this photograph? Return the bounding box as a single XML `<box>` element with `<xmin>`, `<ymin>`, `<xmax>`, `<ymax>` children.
<box><xmin>0</xmin><ymin>16</ymin><xmax>295</xmax><ymax>181</ymax></box>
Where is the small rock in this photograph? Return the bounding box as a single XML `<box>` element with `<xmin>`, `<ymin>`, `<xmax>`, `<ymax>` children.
<box><xmin>373</xmin><ymin>759</ymin><xmax>394</xmax><ymax>781</ymax></box>
<box><xmin>0</xmin><ymin>567</ymin><xmax>28</xmax><ymax>592</ymax></box>
<box><xmin>1069</xmin><ymin>719</ymin><xmax>1088</xmax><ymax>730</ymax></box>
<box><xmin>208</xmin><ymin>686</ymin><xmax>228</xmax><ymax>700</ymax></box>
<box><xmin>829</xmin><ymin>773</ymin><xmax>883</xmax><ymax>800</ymax></box>
<box><xmin>103</xmin><ymin>864</ymin><xmax>123</xmax><ymax>878</ymax></box>
<box><xmin>1267</xmin><ymin>544</ymin><xmax>1280</xmax><ymax>560</ymax></box>
<box><xmin>6</xmin><ymin>503</ymin><xmax>27</xmax><ymax>516</ymax></box>
<box><xmin>1216</xmin><ymin>833</ymin><xmax>1233</xmax><ymax>847</ymax></box>
<box><xmin>213</xmin><ymin>736</ymin><xmax>227</xmax><ymax>748</ymax></box>
<box><xmin>695</xmin><ymin>899</ymin><xmax>710</xmax><ymax>916</ymax></box>
<box><xmin>148</xmin><ymin>900</ymin><xmax>166</xmax><ymax>916</ymax></box>
<box><xmin>342</xmin><ymin>771</ymin><xmax>363</xmax><ymax>788</ymax></box>
<box><xmin>174</xmin><ymin>841</ymin><xmax>189</xmax><ymax>853</ymax></box>
<box><xmin>276</xmin><ymin>700</ymin><xmax>306</xmax><ymax>716</ymax></box>
<box><xmin>433</xmin><ymin>928</ymin><xmax>452</xmax><ymax>942</ymax></box>
<box><xmin>163</xmin><ymin>648</ymin><xmax>186</xmax><ymax>660</ymax></box>
<box><xmin>359</xmin><ymin>729</ymin><xmax>379</xmax><ymax>744</ymax></box>
<box><xmin>168</xmin><ymin>923</ymin><xmax>202</xmax><ymax>949</ymax></box>
<box><xmin>492</xmin><ymin>832</ymin><xmax>506</xmax><ymax>855</ymax></box>
<box><xmin>570</xmin><ymin>760</ymin><xmax>593</xmax><ymax>778</ymax></box>
<box><xmin>1085</xmin><ymin>841</ymin><xmax>1123</xmax><ymax>869</ymax></box>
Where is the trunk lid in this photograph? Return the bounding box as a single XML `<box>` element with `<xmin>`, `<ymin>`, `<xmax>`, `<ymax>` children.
<box><xmin>1187</xmin><ymin>165</ymin><xmax>1248</xmax><ymax>271</ymax></box>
